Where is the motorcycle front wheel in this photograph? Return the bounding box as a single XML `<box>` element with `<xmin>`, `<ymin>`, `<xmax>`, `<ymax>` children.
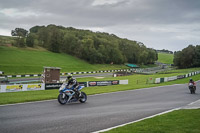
<box><xmin>79</xmin><ymin>92</ymin><xmax>87</xmax><ymax>103</ymax></box>
<box><xmin>58</xmin><ymin>94</ymin><xmax>68</xmax><ymax>105</ymax></box>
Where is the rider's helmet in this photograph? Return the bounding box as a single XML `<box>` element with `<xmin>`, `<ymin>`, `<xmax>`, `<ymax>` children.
<box><xmin>67</xmin><ymin>74</ymin><xmax>72</xmax><ymax>81</ymax></box>
<box><xmin>190</xmin><ymin>78</ymin><xmax>193</xmax><ymax>82</ymax></box>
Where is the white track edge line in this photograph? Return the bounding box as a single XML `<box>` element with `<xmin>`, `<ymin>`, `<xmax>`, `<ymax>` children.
<box><xmin>92</xmin><ymin>97</ymin><xmax>200</xmax><ymax>133</ymax></box>
<box><xmin>91</xmin><ymin>107</ymin><xmax>181</xmax><ymax>133</ymax></box>
<box><xmin>187</xmin><ymin>99</ymin><xmax>200</xmax><ymax>105</ymax></box>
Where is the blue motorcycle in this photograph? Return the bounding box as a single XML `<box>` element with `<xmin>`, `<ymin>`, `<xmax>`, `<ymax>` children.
<box><xmin>58</xmin><ymin>83</ymin><xmax>87</xmax><ymax>105</ymax></box>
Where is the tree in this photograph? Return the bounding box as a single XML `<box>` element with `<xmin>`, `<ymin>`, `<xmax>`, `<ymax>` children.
<box><xmin>26</xmin><ymin>33</ymin><xmax>35</xmax><ymax>47</ymax></box>
<box><xmin>181</xmin><ymin>45</ymin><xmax>195</xmax><ymax>68</ymax></box>
<box><xmin>173</xmin><ymin>51</ymin><xmax>182</xmax><ymax>67</ymax></box>
<box><xmin>48</xmin><ymin>27</ymin><xmax>63</xmax><ymax>53</ymax></box>
<box><xmin>30</xmin><ymin>26</ymin><xmax>45</xmax><ymax>33</ymax></box>
<box><xmin>194</xmin><ymin>45</ymin><xmax>200</xmax><ymax>67</ymax></box>
<box><xmin>174</xmin><ymin>45</ymin><xmax>197</xmax><ymax>68</ymax></box>
<box><xmin>11</xmin><ymin>28</ymin><xmax>28</xmax><ymax>47</ymax></box>
<box><xmin>11</xmin><ymin>28</ymin><xmax>28</xmax><ymax>37</ymax></box>
<box><xmin>27</xmin><ymin>24</ymin><xmax>158</xmax><ymax>65</ymax></box>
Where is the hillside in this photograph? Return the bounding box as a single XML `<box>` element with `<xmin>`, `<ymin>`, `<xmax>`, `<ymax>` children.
<box><xmin>11</xmin><ymin>25</ymin><xmax>158</xmax><ymax>65</ymax></box>
<box><xmin>0</xmin><ymin>46</ymin><xmax>128</xmax><ymax>75</ymax></box>
<box><xmin>157</xmin><ymin>52</ymin><xmax>174</xmax><ymax>64</ymax></box>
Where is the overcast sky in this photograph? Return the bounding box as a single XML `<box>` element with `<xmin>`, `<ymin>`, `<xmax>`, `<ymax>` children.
<box><xmin>0</xmin><ymin>0</ymin><xmax>200</xmax><ymax>51</ymax></box>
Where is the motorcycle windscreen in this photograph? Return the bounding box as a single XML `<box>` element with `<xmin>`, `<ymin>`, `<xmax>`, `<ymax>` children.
<box><xmin>78</xmin><ymin>86</ymin><xmax>84</xmax><ymax>90</ymax></box>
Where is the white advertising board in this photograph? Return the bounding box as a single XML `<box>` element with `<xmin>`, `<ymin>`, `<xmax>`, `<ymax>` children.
<box><xmin>0</xmin><ymin>84</ymin><xmax>45</xmax><ymax>93</ymax></box>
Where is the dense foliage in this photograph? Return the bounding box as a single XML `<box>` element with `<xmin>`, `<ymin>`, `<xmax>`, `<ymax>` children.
<box><xmin>14</xmin><ymin>24</ymin><xmax>158</xmax><ymax>65</ymax></box>
<box><xmin>174</xmin><ymin>45</ymin><xmax>200</xmax><ymax>68</ymax></box>
<box><xmin>11</xmin><ymin>28</ymin><xmax>28</xmax><ymax>47</ymax></box>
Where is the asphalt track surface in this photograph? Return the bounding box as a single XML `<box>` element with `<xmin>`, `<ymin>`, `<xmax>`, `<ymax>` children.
<box><xmin>0</xmin><ymin>83</ymin><xmax>200</xmax><ymax>133</ymax></box>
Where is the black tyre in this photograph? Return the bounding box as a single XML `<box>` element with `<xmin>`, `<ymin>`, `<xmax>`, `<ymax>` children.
<box><xmin>190</xmin><ymin>90</ymin><xmax>193</xmax><ymax>94</ymax></box>
<box><xmin>58</xmin><ymin>94</ymin><xmax>68</xmax><ymax>105</ymax></box>
<box><xmin>191</xmin><ymin>87</ymin><xmax>195</xmax><ymax>94</ymax></box>
<box><xmin>194</xmin><ymin>87</ymin><xmax>196</xmax><ymax>94</ymax></box>
<box><xmin>79</xmin><ymin>92</ymin><xmax>87</xmax><ymax>103</ymax></box>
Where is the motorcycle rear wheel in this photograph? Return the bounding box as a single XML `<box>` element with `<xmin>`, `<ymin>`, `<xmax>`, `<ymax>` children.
<box><xmin>58</xmin><ymin>94</ymin><xmax>68</xmax><ymax>105</ymax></box>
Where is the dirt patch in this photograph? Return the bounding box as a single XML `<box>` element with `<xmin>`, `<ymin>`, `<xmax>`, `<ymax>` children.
<box><xmin>95</xmin><ymin>77</ymin><xmax>105</xmax><ymax>79</ymax></box>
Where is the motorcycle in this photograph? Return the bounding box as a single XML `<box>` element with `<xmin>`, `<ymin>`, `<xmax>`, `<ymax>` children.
<box><xmin>188</xmin><ymin>83</ymin><xmax>196</xmax><ymax>94</ymax></box>
<box><xmin>58</xmin><ymin>83</ymin><xmax>87</xmax><ymax>105</ymax></box>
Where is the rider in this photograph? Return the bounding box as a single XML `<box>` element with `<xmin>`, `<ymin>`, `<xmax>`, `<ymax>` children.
<box><xmin>188</xmin><ymin>78</ymin><xmax>196</xmax><ymax>89</ymax></box>
<box><xmin>66</xmin><ymin>74</ymin><xmax>80</xmax><ymax>97</ymax></box>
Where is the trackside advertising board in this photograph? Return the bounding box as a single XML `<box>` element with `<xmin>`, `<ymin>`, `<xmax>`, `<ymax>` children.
<box><xmin>0</xmin><ymin>84</ymin><xmax>45</xmax><ymax>93</ymax></box>
<box><xmin>88</xmin><ymin>80</ymin><xmax>119</xmax><ymax>86</ymax></box>
<box><xmin>0</xmin><ymin>80</ymin><xmax>128</xmax><ymax>92</ymax></box>
<box><xmin>45</xmin><ymin>83</ymin><xmax>62</xmax><ymax>90</ymax></box>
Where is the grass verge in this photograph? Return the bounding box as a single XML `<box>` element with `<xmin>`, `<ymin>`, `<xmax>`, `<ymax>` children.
<box><xmin>104</xmin><ymin>109</ymin><xmax>200</xmax><ymax>133</ymax></box>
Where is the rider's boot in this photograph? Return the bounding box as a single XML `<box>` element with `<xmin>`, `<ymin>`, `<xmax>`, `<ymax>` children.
<box><xmin>74</xmin><ymin>89</ymin><xmax>80</xmax><ymax>98</ymax></box>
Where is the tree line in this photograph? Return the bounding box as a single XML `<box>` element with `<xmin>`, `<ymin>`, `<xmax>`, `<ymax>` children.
<box><xmin>173</xmin><ymin>45</ymin><xmax>200</xmax><ymax>68</ymax></box>
<box><xmin>157</xmin><ymin>49</ymin><xmax>173</xmax><ymax>54</ymax></box>
<box><xmin>11</xmin><ymin>24</ymin><xmax>158</xmax><ymax>65</ymax></box>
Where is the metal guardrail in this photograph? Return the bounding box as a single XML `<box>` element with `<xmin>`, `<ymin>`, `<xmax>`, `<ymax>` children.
<box><xmin>1</xmin><ymin>66</ymin><xmax>170</xmax><ymax>78</ymax></box>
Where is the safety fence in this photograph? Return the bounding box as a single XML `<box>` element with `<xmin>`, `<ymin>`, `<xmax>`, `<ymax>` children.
<box><xmin>1</xmin><ymin>67</ymin><xmax>164</xmax><ymax>78</ymax></box>
<box><xmin>154</xmin><ymin>71</ymin><xmax>200</xmax><ymax>84</ymax></box>
<box><xmin>1</xmin><ymin>69</ymin><xmax>131</xmax><ymax>78</ymax></box>
<box><xmin>0</xmin><ymin>80</ymin><xmax>128</xmax><ymax>93</ymax></box>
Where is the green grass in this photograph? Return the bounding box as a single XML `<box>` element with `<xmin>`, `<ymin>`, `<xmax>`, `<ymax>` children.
<box><xmin>105</xmin><ymin>109</ymin><xmax>200</xmax><ymax>133</ymax></box>
<box><xmin>157</xmin><ymin>52</ymin><xmax>174</xmax><ymax>64</ymax></box>
<box><xmin>0</xmin><ymin>46</ymin><xmax>128</xmax><ymax>75</ymax></box>
<box><xmin>0</xmin><ymin>68</ymin><xmax>199</xmax><ymax>105</ymax></box>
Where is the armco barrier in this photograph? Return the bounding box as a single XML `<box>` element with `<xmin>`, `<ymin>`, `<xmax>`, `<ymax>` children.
<box><xmin>168</xmin><ymin>76</ymin><xmax>177</xmax><ymax>81</ymax></box>
<box><xmin>177</xmin><ymin>75</ymin><xmax>185</xmax><ymax>79</ymax></box>
<box><xmin>155</xmin><ymin>78</ymin><xmax>161</xmax><ymax>84</ymax></box>
<box><xmin>2</xmin><ymin>66</ymin><xmax>165</xmax><ymax>78</ymax></box>
<box><xmin>1</xmin><ymin>69</ymin><xmax>132</xmax><ymax>78</ymax></box>
<box><xmin>154</xmin><ymin>71</ymin><xmax>200</xmax><ymax>84</ymax></box>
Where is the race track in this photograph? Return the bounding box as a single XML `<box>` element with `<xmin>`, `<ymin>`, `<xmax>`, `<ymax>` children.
<box><xmin>0</xmin><ymin>83</ymin><xmax>199</xmax><ymax>133</ymax></box>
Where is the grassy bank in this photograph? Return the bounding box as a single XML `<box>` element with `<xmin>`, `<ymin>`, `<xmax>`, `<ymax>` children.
<box><xmin>157</xmin><ymin>53</ymin><xmax>174</xmax><ymax>64</ymax></box>
<box><xmin>0</xmin><ymin>46</ymin><xmax>128</xmax><ymax>74</ymax></box>
<box><xmin>0</xmin><ymin>46</ymin><xmax>175</xmax><ymax>75</ymax></box>
<box><xmin>104</xmin><ymin>109</ymin><xmax>200</xmax><ymax>133</ymax></box>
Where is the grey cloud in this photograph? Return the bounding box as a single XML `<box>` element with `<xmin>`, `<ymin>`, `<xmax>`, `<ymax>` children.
<box><xmin>0</xmin><ymin>0</ymin><xmax>200</xmax><ymax>51</ymax></box>
<box><xmin>1</xmin><ymin>0</ymin><xmax>199</xmax><ymax>26</ymax></box>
